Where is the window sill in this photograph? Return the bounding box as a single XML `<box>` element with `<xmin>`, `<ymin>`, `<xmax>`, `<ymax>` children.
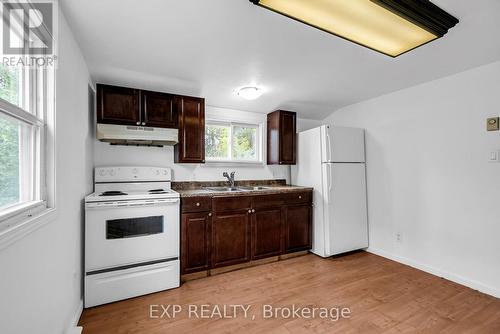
<box><xmin>204</xmin><ymin>160</ymin><xmax>265</xmax><ymax>167</ymax></box>
<box><xmin>0</xmin><ymin>207</ymin><xmax>57</xmax><ymax>250</ymax></box>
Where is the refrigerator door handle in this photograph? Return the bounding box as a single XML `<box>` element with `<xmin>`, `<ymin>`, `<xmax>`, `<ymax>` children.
<box><xmin>325</xmin><ymin>129</ymin><xmax>332</xmax><ymax>162</ymax></box>
<box><xmin>328</xmin><ymin>164</ymin><xmax>333</xmax><ymax>192</ymax></box>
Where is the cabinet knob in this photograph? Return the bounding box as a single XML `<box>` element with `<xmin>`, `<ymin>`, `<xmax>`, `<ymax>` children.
<box><xmin>208</xmin><ymin>212</ymin><xmax>212</xmax><ymax>217</ymax></box>
<box><xmin>136</xmin><ymin>122</ymin><xmax>140</xmax><ymax>125</ymax></box>
<box><xmin>248</xmin><ymin>209</ymin><xmax>252</xmax><ymax>213</ymax></box>
<box><xmin>252</xmin><ymin>209</ymin><xmax>255</xmax><ymax>213</ymax></box>
<box><xmin>141</xmin><ymin>122</ymin><xmax>146</xmax><ymax>126</ymax></box>
<box><xmin>196</xmin><ymin>202</ymin><xmax>200</xmax><ymax>207</ymax></box>
<box><xmin>298</xmin><ymin>195</ymin><xmax>302</xmax><ymax>199</ymax></box>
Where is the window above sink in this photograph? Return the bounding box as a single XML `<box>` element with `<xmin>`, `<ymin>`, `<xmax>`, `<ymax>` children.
<box><xmin>205</xmin><ymin>120</ymin><xmax>263</xmax><ymax>164</ymax></box>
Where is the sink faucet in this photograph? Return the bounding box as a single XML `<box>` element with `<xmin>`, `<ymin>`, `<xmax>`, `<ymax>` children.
<box><xmin>223</xmin><ymin>171</ymin><xmax>236</xmax><ymax>188</ymax></box>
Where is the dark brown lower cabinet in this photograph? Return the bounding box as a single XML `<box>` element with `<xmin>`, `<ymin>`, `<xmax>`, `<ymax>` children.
<box><xmin>181</xmin><ymin>212</ymin><xmax>212</xmax><ymax>274</ymax></box>
<box><xmin>180</xmin><ymin>191</ymin><xmax>312</xmax><ymax>275</ymax></box>
<box><xmin>284</xmin><ymin>204</ymin><xmax>312</xmax><ymax>253</ymax></box>
<box><xmin>251</xmin><ymin>207</ymin><xmax>283</xmax><ymax>260</ymax></box>
<box><xmin>212</xmin><ymin>211</ymin><xmax>251</xmax><ymax>268</ymax></box>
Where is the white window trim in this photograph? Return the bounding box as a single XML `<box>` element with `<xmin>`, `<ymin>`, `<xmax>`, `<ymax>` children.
<box><xmin>0</xmin><ymin>64</ymin><xmax>56</xmax><ymax>249</ymax></box>
<box><xmin>205</xmin><ymin>119</ymin><xmax>264</xmax><ymax>165</ymax></box>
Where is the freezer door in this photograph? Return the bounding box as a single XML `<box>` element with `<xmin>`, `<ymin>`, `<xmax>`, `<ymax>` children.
<box><xmin>321</xmin><ymin>126</ymin><xmax>365</xmax><ymax>163</ymax></box>
<box><xmin>324</xmin><ymin>163</ymin><xmax>368</xmax><ymax>255</ymax></box>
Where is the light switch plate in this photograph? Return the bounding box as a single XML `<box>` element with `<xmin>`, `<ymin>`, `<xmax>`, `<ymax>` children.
<box><xmin>489</xmin><ymin>151</ymin><xmax>499</xmax><ymax>162</ymax></box>
<box><xmin>487</xmin><ymin>117</ymin><xmax>499</xmax><ymax>131</ymax></box>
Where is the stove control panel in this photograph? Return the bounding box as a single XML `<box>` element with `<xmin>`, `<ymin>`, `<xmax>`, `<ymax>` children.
<box><xmin>95</xmin><ymin>166</ymin><xmax>172</xmax><ymax>183</ymax></box>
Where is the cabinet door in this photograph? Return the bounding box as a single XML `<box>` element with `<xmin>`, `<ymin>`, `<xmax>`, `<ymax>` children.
<box><xmin>284</xmin><ymin>204</ymin><xmax>312</xmax><ymax>253</ymax></box>
<box><xmin>97</xmin><ymin>84</ymin><xmax>140</xmax><ymax>125</ymax></box>
<box><xmin>141</xmin><ymin>90</ymin><xmax>178</xmax><ymax>128</ymax></box>
<box><xmin>175</xmin><ymin>96</ymin><xmax>205</xmax><ymax>163</ymax></box>
<box><xmin>279</xmin><ymin>111</ymin><xmax>296</xmax><ymax>164</ymax></box>
<box><xmin>181</xmin><ymin>212</ymin><xmax>211</xmax><ymax>274</ymax></box>
<box><xmin>267</xmin><ymin>110</ymin><xmax>296</xmax><ymax>165</ymax></box>
<box><xmin>212</xmin><ymin>211</ymin><xmax>250</xmax><ymax>267</ymax></box>
<box><xmin>252</xmin><ymin>207</ymin><xmax>282</xmax><ymax>260</ymax></box>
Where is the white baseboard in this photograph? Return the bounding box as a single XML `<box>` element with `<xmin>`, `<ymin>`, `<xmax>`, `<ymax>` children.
<box><xmin>66</xmin><ymin>300</ymin><xmax>83</xmax><ymax>334</ymax></box>
<box><xmin>367</xmin><ymin>247</ymin><xmax>500</xmax><ymax>299</ymax></box>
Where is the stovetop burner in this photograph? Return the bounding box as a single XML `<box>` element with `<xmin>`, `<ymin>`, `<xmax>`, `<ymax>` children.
<box><xmin>99</xmin><ymin>191</ymin><xmax>128</xmax><ymax>196</ymax></box>
<box><xmin>148</xmin><ymin>189</ymin><xmax>169</xmax><ymax>194</ymax></box>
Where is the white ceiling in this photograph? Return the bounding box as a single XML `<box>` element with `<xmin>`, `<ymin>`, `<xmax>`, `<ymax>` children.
<box><xmin>61</xmin><ymin>0</ymin><xmax>500</xmax><ymax>120</ymax></box>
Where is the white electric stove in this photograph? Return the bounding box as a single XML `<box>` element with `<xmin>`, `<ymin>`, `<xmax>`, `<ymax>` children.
<box><xmin>84</xmin><ymin>166</ymin><xmax>180</xmax><ymax>308</ymax></box>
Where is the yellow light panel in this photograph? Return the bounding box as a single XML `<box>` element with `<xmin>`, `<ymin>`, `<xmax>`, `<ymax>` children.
<box><xmin>258</xmin><ymin>0</ymin><xmax>438</xmax><ymax>57</ymax></box>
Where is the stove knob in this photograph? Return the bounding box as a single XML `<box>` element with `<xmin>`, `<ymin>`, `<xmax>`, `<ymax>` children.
<box><xmin>99</xmin><ymin>170</ymin><xmax>106</xmax><ymax>176</ymax></box>
<box><xmin>156</xmin><ymin>170</ymin><xmax>160</xmax><ymax>175</ymax></box>
<box><xmin>109</xmin><ymin>169</ymin><xmax>116</xmax><ymax>176</ymax></box>
<box><xmin>132</xmin><ymin>168</ymin><xmax>138</xmax><ymax>175</ymax></box>
<box><xmin>163</xmin><ymin>170</ymin><xmax>168</xmax><ymax>175</ymax></box>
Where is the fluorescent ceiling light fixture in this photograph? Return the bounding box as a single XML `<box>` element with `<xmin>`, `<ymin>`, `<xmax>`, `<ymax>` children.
<box><xmin>250</xmin><ymin>0</ymin><xmax>458</xmax><ymax>57</ymax></box>
<box><xmin>237</xmin><ymin>86</ymin><xmax>263</xmax><ymax>100</ymax></box>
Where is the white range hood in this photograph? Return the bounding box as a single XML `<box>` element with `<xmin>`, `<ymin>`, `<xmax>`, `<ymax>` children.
<box><xmin>97</xmin><ymin>123</ymin><xmax>178</xmax><ymax>146</ymax></box>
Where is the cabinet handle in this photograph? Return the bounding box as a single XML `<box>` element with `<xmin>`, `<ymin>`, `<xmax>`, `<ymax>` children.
<box><xmin>208</xmin><ymin>213</ymin><xmax>212</xmax><ymax>217</ymax></box>
<box><xmin>196</xmin><ymin>202</ymin><xmax>201</xmax><ymax>207</ymax></box>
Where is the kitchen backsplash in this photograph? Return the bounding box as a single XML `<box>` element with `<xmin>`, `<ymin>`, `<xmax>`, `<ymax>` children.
<box><xmin>93</xmin><ymin>106</ymin><xmax>320</xmax><ymax>183</ymax></box>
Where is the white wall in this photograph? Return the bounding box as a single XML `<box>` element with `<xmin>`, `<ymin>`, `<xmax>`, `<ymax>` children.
<box><xmin>94</xmin><ymin>106</ymin><xmax>321</xmax><ymax>183</ymax></box>
<box><xmin>0</xmin><ymin>9</ymin><xmax>92</xmax><ymax>334</ymax></box>
<box><xmin>324</xmin><ymin>60</ymin><xmax>500</xmax><ymax>297</ymax></box>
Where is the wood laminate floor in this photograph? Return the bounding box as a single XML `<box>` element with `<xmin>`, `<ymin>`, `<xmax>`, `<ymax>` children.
<box><xmin>79</xmin><ymin>252</ymin><xmax>500</xmax><ymax>333</ymax></box>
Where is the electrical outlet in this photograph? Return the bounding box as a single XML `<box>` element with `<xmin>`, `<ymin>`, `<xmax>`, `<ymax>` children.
<box><xmin>396</xmin><ymin>233</ymin><xmax>402</xmax><ymax>242</ymax></box>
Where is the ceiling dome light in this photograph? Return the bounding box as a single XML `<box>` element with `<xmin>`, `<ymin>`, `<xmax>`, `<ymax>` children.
<box><xmin>237</xmin><ymin>86</ymin><xmax>263</xmax><ymax>100</ymax></box>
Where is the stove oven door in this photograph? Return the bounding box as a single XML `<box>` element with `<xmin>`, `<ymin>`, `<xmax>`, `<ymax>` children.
<box><xmin>85</xmin><ymin>198</ymin><xmax>180</xmax><ymax>272</ymax></box>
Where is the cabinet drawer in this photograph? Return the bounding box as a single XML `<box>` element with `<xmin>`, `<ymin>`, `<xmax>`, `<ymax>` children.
<box><xmin>252</xmin><ymin>193</ymin><xmax>284</xmax><ymax>209</ymax></box>
<box><xmin>282</xmin><ymin>191</ymin><xmax>312</xmax><ymax>205</ymax></box>
<box><xmin>181</xmin><ymin>197</ymin><xmax>212</xmax><ymax>213</ymax></box>
<box><xmin>213</xmin><ymin>196</ymin><xmax>252</xmax><ymax>212</ymax></box>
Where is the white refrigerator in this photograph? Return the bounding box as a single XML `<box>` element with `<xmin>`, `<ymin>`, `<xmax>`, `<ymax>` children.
<box><xmin>291</xmin><ymin>125</ymin><xmax>368</xmax><ymax>257</ymax></box>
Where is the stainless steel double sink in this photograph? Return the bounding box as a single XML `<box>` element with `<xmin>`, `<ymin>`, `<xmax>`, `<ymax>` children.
<box><xmin>203</xmin><ymin>186</ymin><xmax>273</xmax><ymax>192</ymax></box>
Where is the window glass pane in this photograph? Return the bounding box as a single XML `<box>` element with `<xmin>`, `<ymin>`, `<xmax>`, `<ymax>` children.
<box><xmin>232</xmin><ymin>125</ymin><xmax>257</xmax><ymax>160</ymax></box>
<box><xmin>205</xmin><ymin>124</ymin><xmax>229</xmax><ymax>159</ymax></box>
<box><xmin>0</xmin><ymin>64</ymin><xmax>22</xmax><ymax>107</ymax></box>
<box><xmin>0</xmin><ymin>113</ymin><xmax>34</xmax><ymax>209</ymax></box>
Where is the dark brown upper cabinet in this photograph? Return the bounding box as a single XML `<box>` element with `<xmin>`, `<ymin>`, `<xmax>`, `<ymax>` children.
<box><xmin>97</xmin><ymin>84</ymin><xmax>140</xmax><ymax>126</ymax></box>
<box><xmin>97</xmin><ymin>84</ymin><xmax>179</xmax><ymax>129</ymax></box>
<box><xmin>267</xmin><ymin>110</ymin><xmax>297</xmax><ymax>165</ymax></box>
<box><xmin>174</xmin><ymin>96</ymin><xmax>205</xmax><ymax>163</ymax></box>
<box><xmin>141</xmin><ymin>90</ymin><xmax>178</xmax><ymax>128</ymax></box>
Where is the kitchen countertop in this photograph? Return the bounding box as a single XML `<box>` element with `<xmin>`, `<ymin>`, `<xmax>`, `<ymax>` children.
<box><xmin>175</xmin><ymin>185</ymin><xmax>313</xmax><ymax>198</ymax></box>
<box><xmin>171</xmin><ymin>179</ymin><xmax>312</xmax><ymax>198</ymax></box>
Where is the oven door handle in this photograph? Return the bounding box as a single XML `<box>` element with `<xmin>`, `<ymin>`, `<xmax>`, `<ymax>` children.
<box><xmin>86</xmin><ymin>198</ymin><xmax>179</xmax><ymax>209</ymax></box>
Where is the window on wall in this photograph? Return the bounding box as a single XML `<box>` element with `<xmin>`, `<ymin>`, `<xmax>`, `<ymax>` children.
<box><xmin>0</xmin><ymin>61</ymin><xmax>51</xmax><ymax>225</ymax></box>
<box><xmin>205</xmin><ymin>121</ymin><xmax>261</xmax><ymax>163</ymax></box>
